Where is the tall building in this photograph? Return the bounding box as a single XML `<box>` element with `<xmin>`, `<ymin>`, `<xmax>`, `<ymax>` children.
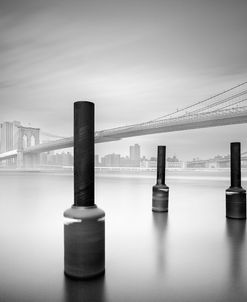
<box><xmin>129</xmin><ymin>144</ymin><xmax>141</xmax><ymax>167</ymax></box>
<box><xmin>0</xmin><ymin>121</ymin><xmax>21</xmax><ymax>153</ymax></box>
<box><xmin>47</xmin><ymin>153</ymin><xmax>57</xmax><ymax>165</ymax></box>
<box><xmin>0</xmin><ymin>121</ymin><xmax>21</xmax><ymax>166</ymax></box>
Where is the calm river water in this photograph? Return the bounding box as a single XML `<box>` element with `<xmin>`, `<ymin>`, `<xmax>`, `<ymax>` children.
<box><xmin>0</xmin><ymin>172</ymin><xmax>246</xmax><ymax>302</ymax></box>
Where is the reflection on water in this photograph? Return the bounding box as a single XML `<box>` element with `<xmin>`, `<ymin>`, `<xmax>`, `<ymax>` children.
<box><xmin>226</xmin><ymin>219</ymin><xmax>246</xmax><ymax>283</ymax></box>
<box><xmin>0</xmin><ymin>173</ymin><xmax>247</xmax><ymax>301</ymax></box>
<box><xmin>63</xmin><ymin>274</ymin><xmax>107</xmax><ymax>302</ymax></box>
<box><xmin>152</xmin><ymin>212</ymin><xmax>168</xmax><ymax>275</ymax></box>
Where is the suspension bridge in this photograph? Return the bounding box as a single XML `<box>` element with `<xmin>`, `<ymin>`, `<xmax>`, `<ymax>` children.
<box><xmin>0</xmin><ymin>81</ymin><xmax>247</xmax><ymax>167</ymax></box>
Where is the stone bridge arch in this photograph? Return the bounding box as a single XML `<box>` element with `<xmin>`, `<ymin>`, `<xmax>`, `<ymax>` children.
<box><xmin>17</xmin><ymin>126</ymin><xmax>40</xmax><ymax>150</ymax></box>
<box><xmin>17</xmin><ymin>126</ymin><xmax>40</xmax><ymax>168</ymax></box>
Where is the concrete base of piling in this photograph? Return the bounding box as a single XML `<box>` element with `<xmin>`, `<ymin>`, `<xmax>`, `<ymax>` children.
<box><xmin>64</xmin><ymin>269</ymin><xmax>105</xmax><ymax>280</ymax></box>
<box><xmin>64</xmin><ymin>205</ymin><xmax>105</xmax><ymax>279</ymax></box>
<box><xmin>226</xmin><ymin>187</ymin><xmax>246</xmax><ymax>219</ymax></box>
<box><xmin>152</xmin><ymin>184</ymin><xmax>169</xmax><ymax>212</ymax></box>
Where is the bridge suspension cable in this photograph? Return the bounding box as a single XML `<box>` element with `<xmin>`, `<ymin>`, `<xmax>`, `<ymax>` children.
<box><xmin>95</xmin><ymin>80</ymin><xmax>247</xmax><ymax>138</ymax></box>
<box><xmin>40</xmin><ymin>131</ymin><xmax>66</xmax><ymax>139</ymax></box>
<box><xmin>186</xmin><ymin>89</ymin><xmax>247</xmax><ymax>115</ymax></box>
<box><xmin>148</xmin><ymin>81</ymin><xmax>247</xmax><ymax>122</ymax></box>
<box><xmin>96</xmin><ymin>81</ymin><xmax>247</xmax><ymax>136</ymax></box>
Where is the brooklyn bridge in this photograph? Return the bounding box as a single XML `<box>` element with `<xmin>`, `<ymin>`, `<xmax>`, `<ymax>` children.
<box><xmin>1</xmin><ymin>81</ymin><xmax>247</xmax><ymax>168</ymax></box>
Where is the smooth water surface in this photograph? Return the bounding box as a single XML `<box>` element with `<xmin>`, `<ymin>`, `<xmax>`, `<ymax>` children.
<box><xmin>0</xmin><ymin>172</ymin><xmax>246</xmax><ymax>302</ymax></box>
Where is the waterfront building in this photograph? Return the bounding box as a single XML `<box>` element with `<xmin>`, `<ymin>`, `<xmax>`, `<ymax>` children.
<box><xmin>43</xmin><ymin>151</ymin><xmax>73</xmax><ymax>167</ymax></box>
<box><xmin>62</xmin><ymin>152</ymin><xmax>73</xmax><ymax>166</ymax></box>
<box><xmin>167</xmin><ymin>161</ymin><xmax>185</xmax><ymax>168</ymax></box>
<box><xmin>140</xmin><ymin>159</ymin><xmax>157</xmax><ymax>168</ymax></box>
<box><xmin>186</xmin><ymin>159</ymin><xmax>208</xmax><ymax>168</ymax></box>
<box><xmin>40</xmin><ymin>152</ymin><xmax>48</xmax><ymax>165</ymax></box>
<box><xmin>47</xmin><ymin>153</ymin><xmax>57</xmax><ymax>165</ymax></box>
<box><xmin>101</xmin><ymin>153</ymin><xmax>121</xmax><ymax>167</ymax></box>
<box><xmin>119</xmin><ymin>156</ymin><xmax>131</xmax><ymax>167</ymax></box>
<box><xmin>129</xmin><ymin>144</ymin><xmax>141</xmax><ymax>167</ymax></box>
<box><xmin>95</xmin><ymin>154</ymin><xmax>100</xmax><ymax>166</ymax></box>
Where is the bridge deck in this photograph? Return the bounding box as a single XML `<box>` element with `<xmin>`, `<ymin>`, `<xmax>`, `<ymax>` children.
<box><xmin>1</xmin><ymin>108</ymin><xmax>247</xmax><ymax>159</ymax></box>
<box><xmin>24</xmin><ymin>108</ymin><xmax>247</xmax><ymax>154</ymax></box>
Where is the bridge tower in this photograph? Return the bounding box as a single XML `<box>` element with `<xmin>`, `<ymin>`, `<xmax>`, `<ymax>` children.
<box><xmin>17</xmin><ymin>126</ymin><xmax>40</xmax><ymax>168</ymax></box>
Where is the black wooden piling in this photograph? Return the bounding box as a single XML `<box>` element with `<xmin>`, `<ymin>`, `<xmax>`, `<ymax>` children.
<box><xmin>74</xmin><ymin>101</ymin><xmax>94</xmax><ymax>207</ymax></box>
<box><xmin>230</xmin><ymin>142</ymin><xmax>241</xmax><ymax>188</ymax></box>
<box><xmin>64</xmin><ymin>101</ymin><xmax>105</xmax><ymax>279</ymax></box>
<box><xmin>152</xmin><ymin>146</ymin><xmax>169</xmax><ymax>212</ymax></box>
<box><xmin>226</xmin><ymin>142</ymin><xmax>246</xmax><ymax>219</ymax></box>
<box><xmin>157</xmin><ymin>146</ymin><xmax>166</xmax><ymax>185</ymax></box>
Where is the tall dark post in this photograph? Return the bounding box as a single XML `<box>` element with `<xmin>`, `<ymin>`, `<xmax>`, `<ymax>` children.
<box><xmin>64</xmin><ymin>101</ymin><xmax>105</xmax><ymax>279</ymax></box>
<box><xmin>157</xmin><ymin>146</ymin><xmax>166</xmax><ymax>185</ymax></box>
<box><xmin>74</xmin><ymin>102</ymin><xmax>94</xmax><ymax>207</ymax></box>
<box><xmin>230</xmin><ymin>143</ymin><xmax>241</xmax><ymax>188</ymax></box>
<box><xmin>226</xmin><ymin>142</ymin><xmax>246</xmax><ymax>219</ymax></box>
<box><xmin>152</xmin><ymin>146</ymin><xmax>169</xmax><ymax>212</ymax></box>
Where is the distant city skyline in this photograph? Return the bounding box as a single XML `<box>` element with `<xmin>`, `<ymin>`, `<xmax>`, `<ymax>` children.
<box><xmin>95</xmin><ymin>143</ymin><xmax>232</xmax><ymax>164</ymax></box>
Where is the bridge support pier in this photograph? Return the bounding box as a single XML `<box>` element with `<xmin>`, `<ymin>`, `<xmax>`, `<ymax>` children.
<box><xmin>17</xmin><ymin>151</ymin><xmax>40</xmax><ymax>169</ymax></box>
<box><xmin>24</xmin><ymin>153</ymin><xmax>40</xmax><ymax>169</ymax></box>
<box><xmin>17</xmin><ymin>151</ymin><xmax>23</xmax><ymax>169</ymax></box>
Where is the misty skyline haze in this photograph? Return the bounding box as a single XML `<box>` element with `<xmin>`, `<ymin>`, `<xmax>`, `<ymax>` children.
<box><xmin>1</xmin><ymin>0</ymin><xmax>247</xmax><ymax>160</ymax></box>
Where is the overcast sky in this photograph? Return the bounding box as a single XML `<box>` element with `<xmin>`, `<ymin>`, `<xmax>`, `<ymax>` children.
<box><xmin>1</xmin><ymin>0</ymin><xmax>247</xmax><ymax>159</ymax></box>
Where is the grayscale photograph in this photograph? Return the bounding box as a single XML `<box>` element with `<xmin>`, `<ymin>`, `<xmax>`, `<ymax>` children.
<box><xmin>0</xmin><ymin>0</ymin><xmax>247</xmax><ymax>301</ymax></box>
